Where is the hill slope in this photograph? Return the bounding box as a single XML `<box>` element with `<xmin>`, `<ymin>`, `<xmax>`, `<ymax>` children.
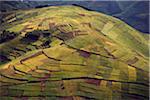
<box><xmin>1</xmin><ymin>1</ymin><xmax>149</xmax><ymax>33</ymax></box>
<box><xmin>0</xmin><ymin>6</ymin><xmax>149</xmax><ymax>99</ymax></box>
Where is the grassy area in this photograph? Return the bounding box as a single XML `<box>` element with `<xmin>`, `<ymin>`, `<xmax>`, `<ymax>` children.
<box><xmin>0</xmin><ymin>5</ymin><xmax>149</xmax><ymax>99</ymax></box>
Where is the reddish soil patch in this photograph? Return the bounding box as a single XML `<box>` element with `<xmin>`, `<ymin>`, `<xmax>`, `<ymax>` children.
<box><xmin>60</xmin><ymin>96</ymin><xmax>73</xmax><ymax>100</ymax></box>
<box><xmin>86</xmin><ymin>79</ymin><xmax>101</xmax><ymax>86</ymax></box>
<box><xmin>78</xmin><ymin>14</ymin><xmax>85</xmax><ymax>16</ymax></box>
<box><xmin>78</xmin><ymin>50</ymin><xmax>91</xmax><ymax>58</ymax></box>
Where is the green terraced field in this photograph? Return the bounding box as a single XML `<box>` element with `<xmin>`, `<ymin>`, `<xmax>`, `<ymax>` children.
<box><xmin>0</xmin><ymin>5</ymin><xmax>149</xmax><ymax>100</ymax></box>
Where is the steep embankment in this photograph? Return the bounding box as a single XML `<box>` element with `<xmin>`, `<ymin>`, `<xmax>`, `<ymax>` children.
<box><xmin>0</xmin><ymin>6</ymin><xmax>149</xmax><ymax>99</ymax></box>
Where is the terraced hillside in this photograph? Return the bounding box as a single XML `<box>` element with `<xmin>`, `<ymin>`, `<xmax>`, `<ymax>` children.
<box><xmin>0</xmin><ymin>6</ymin><xmax>149</xmax><ymax>100</ymax></box>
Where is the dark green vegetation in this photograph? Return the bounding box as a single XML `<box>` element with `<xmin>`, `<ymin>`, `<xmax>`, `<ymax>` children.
<box><xmin>0</xmin><ymin>30</ymin><xmax>19</xmax><ymax>43</ymax></box>
<box><xmin>0</xmin><ymin>6</ymin><xmax>149</xmax><ymax>100</ymax></box>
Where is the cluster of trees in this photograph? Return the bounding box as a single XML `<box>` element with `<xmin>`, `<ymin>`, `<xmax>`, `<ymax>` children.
<box><xmin>0</xmin><ymin>30</ymin><xmax>18</xmax><ymax>43</ymax></box>
<box><xmin>21</xmin><ymin>30</ymin><xmax>51</xmax><ymax>43</ymax></box>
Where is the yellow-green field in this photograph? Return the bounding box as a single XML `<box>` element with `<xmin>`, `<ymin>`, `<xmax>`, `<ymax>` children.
<box><xmin>0</xmin><ymin>5</ymin><xmax>149</xmax><ymax>100</ymax></box>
